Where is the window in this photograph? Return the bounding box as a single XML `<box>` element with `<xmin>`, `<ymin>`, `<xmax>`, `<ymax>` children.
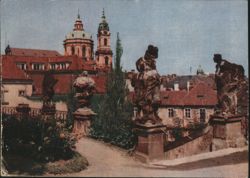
<box><xmin>104</xmin><ymin>38</ymin><xmax>107</xmax><ymax>46</ymax></box>
<box><xmin>61</xmin><ymin>63</ymin><xmax>66</xmax><ymax>69</ymax></box>
<box><xmin>32</xmin><ymin>63</ymin><xmax>44</xmax><ymax>70</ymax></box>
<box><xmin>32</xmin><ymin>85</ymin><xmax>36</xmax><ymax>92</ymax></box>
<box><xmin>33</xmin><ymin>64</ymin><xmax>38</xmax><ymax>70</ymax></box>
<box><xmin>185</xmin><ymin>108</ymin><xmax>191</xmax><ymax>118</ymax></box>
<box><xmin>105</xmin><ymin>56</ymin><xmax>109</xmax><ymax>66</ymax></box>
<box><xmin>71</xmin><ymin>46</ymin><xmax>75</xmax><ymax>55</ymax></box>
<box><xmin>18</xmin><ymin>90</ymin><xmax>25</xmax><ymax>96</ymax></box>
<box><xmin>200</xmin><ymin>108</ymin><xmax>206</xmax><ymax>123</ymax></box>
<box><xmin>51</xmin><ymin>64</ymin><xmax>56</xmax><ymax>70</ymax></box>
<box><xmin>82</xmin><ymin>46</ymin><xmax>86</xmax><ymax>58</ymax></box>
<box><xmin>17</xmin><ymin>63</ymin><xmax>27</xmax><ymax>70</ymax></box>
<box><xmin>168</xmin><ymin>108</ymin><xmax>174</xmax><ymax>118</ymax></box>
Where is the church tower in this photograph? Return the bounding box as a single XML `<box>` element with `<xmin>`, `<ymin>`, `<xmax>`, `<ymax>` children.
<box><xmin>95</xmin><ymin>9</ymin><xmax>113</xmax><ymax>68</ymax></box>
<box><xmin>64</xmin><ymin>12</ymin><xmax>94</xmax><ymax>61</ymax></box>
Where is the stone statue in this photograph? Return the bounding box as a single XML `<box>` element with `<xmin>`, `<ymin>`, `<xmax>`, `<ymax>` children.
<box><xmin>131</xmin><ymin>45</ymin><xmax>162</xmax><ymax>125</ymax></box>
<box><xmin>42</xmin><ymin>71</ymin><xmax>58</xmax><ymax>106</ymax></box>
<box><xmin>213</xmin><ymin>54</ymin><xmax>246</xmax><ymax>116</ymax></box>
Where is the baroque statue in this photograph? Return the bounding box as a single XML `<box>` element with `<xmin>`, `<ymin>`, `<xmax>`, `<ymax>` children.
<box><xmin>42</xmin><ymin>71</ymin><xmax>58</xmax><ymax>114</ymax></box>
<box><xmin>213</xmin><ymin>54</ymin><xmax>246</xmax><ymax>116</ymax></box>
<box><xmin>131</xmin><ymin>45</ymin><xmax>162</xmax><ymax>125</ymax></box>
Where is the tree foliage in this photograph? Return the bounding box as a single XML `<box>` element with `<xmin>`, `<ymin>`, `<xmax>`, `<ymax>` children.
<box><xmin>90</xmin><ymin>33</ymin><xmax>135</xmax><ymax>149</ymax></box>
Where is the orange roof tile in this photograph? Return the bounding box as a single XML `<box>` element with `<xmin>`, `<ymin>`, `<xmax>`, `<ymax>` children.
<box><xmin>1</xmin><ymin>58</ymin><xmax>32</xmax><ymax>81</ymax></box>
<box><xmin>161</xmin><ymin>82</ymin><xmax>217</xmax><ymax>106</ymax></box>
<box><xmin>9</xmin><ymin>47</ymin><xmax>62</xmax><ymax>57</ymax></box>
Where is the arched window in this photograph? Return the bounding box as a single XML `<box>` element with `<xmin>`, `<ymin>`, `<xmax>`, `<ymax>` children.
<box><xmin>82</xmin><ymin>46</ymin><xmax>86</xmax><ymax>58</ymax></box>
<box><xmin>104</xmin><ymin>38</ymin><xmax>107</xmax><ymax>46</ymax></box>
<box><xmin>71</xmin><ymin>46</ymin><xmax>75</xmax><ymax>55</ymax></box>
<box><xmin>105</xmin><ymin>56</ymin><xmax>109</xmax><ymax>66</ymax></box>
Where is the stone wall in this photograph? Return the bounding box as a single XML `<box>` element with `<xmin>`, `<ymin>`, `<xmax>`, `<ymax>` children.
<box><xmin>164</xmin><ymin>126</ymin><xmax>213</xmax><ymax>160</ymax></box>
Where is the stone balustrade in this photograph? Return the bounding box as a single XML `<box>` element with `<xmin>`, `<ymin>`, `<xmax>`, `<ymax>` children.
<box><xmin>2</xmin><ymin>106</ymin><xmax>68</xmax><ymax>120</ymax></box>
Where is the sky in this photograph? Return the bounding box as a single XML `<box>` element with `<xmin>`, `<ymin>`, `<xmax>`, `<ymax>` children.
<box><xmin>0</xmin><ymin>0</ymin><xmax>248</xmax><ymax>76</ymax></box>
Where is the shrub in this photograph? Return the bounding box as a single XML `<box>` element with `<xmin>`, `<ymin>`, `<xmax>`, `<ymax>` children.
<box><xmin>2</xmin><ymin>114</ymin><xmax>76</xmax><ymax>163</ymax></box>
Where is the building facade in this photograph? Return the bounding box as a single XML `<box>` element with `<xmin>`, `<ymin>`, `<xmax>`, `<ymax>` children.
<box><xmin>1</xmin><ymin>11</ymin><xmax>111</xmax><ymax>110</ymax></box>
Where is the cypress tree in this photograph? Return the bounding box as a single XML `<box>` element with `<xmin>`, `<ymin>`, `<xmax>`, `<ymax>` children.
<box><xmin>90</xmin><ymin>33</ymin><xmax>135</xmax><ymax>149</ymax></box>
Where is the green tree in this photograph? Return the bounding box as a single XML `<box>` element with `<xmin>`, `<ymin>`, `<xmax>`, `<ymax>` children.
<box><xmin>90</xmin><ymin>33</ymin><xmax>135</xmax><ymax>149</ymax></box>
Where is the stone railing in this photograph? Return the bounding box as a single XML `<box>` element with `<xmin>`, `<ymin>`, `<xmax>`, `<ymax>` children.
<box><xmin>2</xmin><ymin>106</ymin><xmax>68</xmax><ymax>120</ymax></box>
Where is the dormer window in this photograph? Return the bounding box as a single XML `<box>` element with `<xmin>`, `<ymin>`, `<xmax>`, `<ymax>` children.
<box><xmin>51</xmin><ymin>63</ymin><xmax>56</xmax><ymax>70</ymax></box>
<box><xmin>16</xmin><ymin>63</ymin><xmax>27</xmax><ymax>70</ymax></box>
<box><xmin>32</xmin><ymin>63</ymin><xmax>44</xmax><ymax>70</ymax></box>
<box><xmin>61</xmin><ymin>63</ymin><xmax>66</xmax><ymax>69</ymax></box>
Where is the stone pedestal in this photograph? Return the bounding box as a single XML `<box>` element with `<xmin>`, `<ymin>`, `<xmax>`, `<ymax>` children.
<box><xmin>16</xmin><ymin>104</ymin><xmax>31</xmax><ymax>119</ymax></box>
<box><xmin>210</xmin><ymin>115</ymin><xmax>246</xmax><ymax>151</ymax></box>
<box><xmin>133</xmin><ymin>123</ymin><xmax>166</xmax><ymax>163</ymax></box>
<box><xmin>72</xmin><ymin>107</ymin><xmax>96</xmax><ymax>139</ymax></box>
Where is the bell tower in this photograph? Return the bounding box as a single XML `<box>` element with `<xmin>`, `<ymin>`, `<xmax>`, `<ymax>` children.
<box><xmin>95</xmin><ymin>9</ymin><xmax>113</xmax><ymax>68</ymax></box>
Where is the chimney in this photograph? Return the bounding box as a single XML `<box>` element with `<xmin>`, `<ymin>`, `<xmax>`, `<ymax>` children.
<box><xmin>174</xmin><ymin>83</ymin><xmax>179</xmax><ymax>91</ymax></box>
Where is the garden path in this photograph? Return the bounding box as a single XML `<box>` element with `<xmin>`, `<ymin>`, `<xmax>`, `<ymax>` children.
<box><xmin>65</xmin><ymin>137</ymin><xmax>248</xmax><ymax>177</ymax></box>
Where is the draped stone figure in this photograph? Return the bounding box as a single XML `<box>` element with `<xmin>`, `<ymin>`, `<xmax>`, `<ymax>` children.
<box><xmin>213</xmin><ymin>54</ymin><xmax>246</xmax><ymax>116</ymax></box>
<box><xmin>41</xmin><ymin>71</ymin><xmax>58</xmax><ymax>116</ymax></box>
<box><xmin>131</xmin><ymin>45</ymin><xmax>162</xmax><ymax>125</ymax></box>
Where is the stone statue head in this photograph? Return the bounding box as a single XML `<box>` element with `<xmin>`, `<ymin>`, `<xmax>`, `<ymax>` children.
<box><xmin>213</xmin><ymin>53</ymin><xmax>222</xmax><ymax>64</ymax></box>
<box><xmin>145</xmin><ymin>45</ymin><xmax>158</xmax><ymax>59</ymax></box>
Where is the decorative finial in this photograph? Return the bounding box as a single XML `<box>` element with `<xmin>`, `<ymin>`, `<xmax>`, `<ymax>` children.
<box><xmin>77</xmin><ymin>8</ymin><xmax>80</xmax><ymax>19</ymax></box>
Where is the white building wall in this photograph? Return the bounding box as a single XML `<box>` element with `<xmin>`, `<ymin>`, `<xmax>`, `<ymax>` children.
<box><xmin>2</xmin><ymin>83</ymin><xmax>68</xmax><ymax>111</ymax></box>
<box><xmin>158</xmin><ymin>107</ymin><xmax>215</xmax><ymax>127</ymax></box>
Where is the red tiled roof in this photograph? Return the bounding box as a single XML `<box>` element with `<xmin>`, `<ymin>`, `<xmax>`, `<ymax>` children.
<box><xmin>54</xmin><ymin>74</ymin><xmax>73</xmax><ymax>95</ymax></box>
<box><xmin>92</xmin><ymin>75</ymin><xmax>107</xmax><ymax>94</ymax></box>
<box><xmin>161</xmin><ymin>82</ymin><xmax>217</xmax><ymax>106</ymax></box>
<box><xmin>29</xmin><ymin>74</ymin><xmax>44</xmax><ymax>95</ymax></box>
<box><xmin>1</xmin><ymin>58</ymin><xmax>32</xmax><ymax>81</ymax></box>
<box><xmin>184</xmin><ymin>82</ymin><xmax>217</xmax><ymax>106</ymax></box>
<box><xmin>9</xmin><ymin>48</ymin><xmax>62</xmax><ymax>57</ymax></box>
<box><xmin>2</xmin><ymin>55</ymin><xmax>97</xmax><ymax>72</ymax></box>
<box><xmin>160</xmin><ymin>90</ymin><xmax>187</xmax><ymax>105</ymax></box>
<box><xmin>30</xmin><ymin>73</ymin><xmax>107</xmax><ymax>95</ymax></box>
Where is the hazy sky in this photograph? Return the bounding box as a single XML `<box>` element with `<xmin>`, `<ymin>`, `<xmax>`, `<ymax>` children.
<box><xmin>1</xmin><ymin>0</ymin><xmax>248</xmax><ymax>76</ymax></box>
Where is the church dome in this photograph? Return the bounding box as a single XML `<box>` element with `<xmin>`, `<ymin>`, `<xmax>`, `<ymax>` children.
<box><xmin>65</xmin><ymin>30</ymin><xmax>92</xmax><ymax>40</ymax></box>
